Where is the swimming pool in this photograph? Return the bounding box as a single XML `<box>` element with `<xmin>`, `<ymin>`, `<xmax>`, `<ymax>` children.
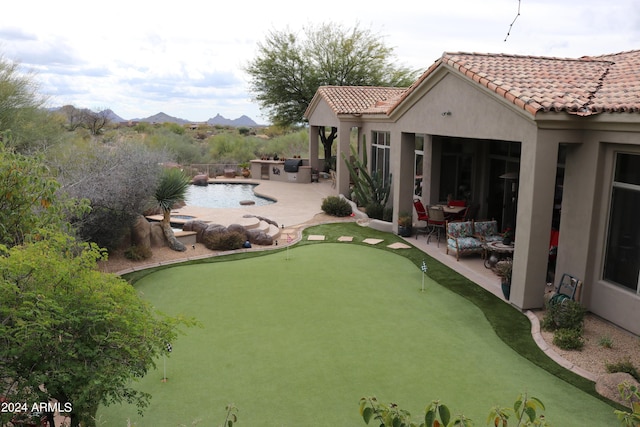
<box><xmin>185</xmin><ymin>183</ymin><xmax>275</xmax><ymax>208</ymax></box>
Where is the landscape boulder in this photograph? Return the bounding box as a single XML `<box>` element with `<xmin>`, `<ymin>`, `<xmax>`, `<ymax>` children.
<box><xmin>192</xmin><ymin>174</ymin><xmax>209</xmax><ymax>186</ymax></box>
<box><xmin>183</xmin><ymin>220</ymin><xmax>210</xmax><ymax>242</ymax></box>
<box><xmin>130</xmin><ymin>215</ymin><xmax>151</xmax><ymax>249</ymax></box>
<box><xmin>247</xmin><ymin>229</ymin><xmax>273</xmax><ymax>246</ymax></box>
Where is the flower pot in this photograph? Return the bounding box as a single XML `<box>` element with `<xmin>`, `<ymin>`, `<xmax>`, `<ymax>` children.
<box><xmin>398</xmin><ymin>225</ymin><xmax>412</xmax><ymax>237</ymax></box>
<box><xmin>502</xmin><ymin>236</ymin><xmax>512</xmax><ymax>245</ymax></box>
<box><xmin>501</xmin><ymin>279</ymin><xmax>511</xmax><ymax>300</ymax></box>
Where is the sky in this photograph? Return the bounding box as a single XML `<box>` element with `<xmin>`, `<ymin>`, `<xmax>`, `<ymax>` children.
<box><xmin>1</xmin><ymin>0</ymin><xmax>639</xmax><ymax>124</ymax></box>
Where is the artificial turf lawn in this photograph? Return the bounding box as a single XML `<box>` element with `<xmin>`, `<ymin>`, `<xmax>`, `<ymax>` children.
<box><xmin>98</xmin><ymin>235</ymin><xmax>618</xmax><ymax>425</ymax></box>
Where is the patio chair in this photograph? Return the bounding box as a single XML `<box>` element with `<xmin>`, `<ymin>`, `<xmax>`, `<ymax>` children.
<box><xmin>426</xmin><ymin>205</ymin><xmax>447</xmax><ymax>246</ymax></box>
<box><xmin>413</xmin><ymin>198</ymin><xmax>430</xmax><ymax>239</ymax></box>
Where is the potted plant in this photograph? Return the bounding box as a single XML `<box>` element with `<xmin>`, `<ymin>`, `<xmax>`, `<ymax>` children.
<box><xmin>501</xmin><ymin>227</ymin><xmax>514</xmax><ymax>245</ymax></box>
<box><xmin>495</xmin><ymin>258</ymin><xmax>512</xmax><ymax>300</ymax></box>
<box><xmin>397</xmin><ymin>213</ymin><xmax>413</xmax><ymax>237</ymax></box>
<box><xmin>239</xmin><ymin>162</ymin><xmax>251</xmax><ymax>178</ymax></box>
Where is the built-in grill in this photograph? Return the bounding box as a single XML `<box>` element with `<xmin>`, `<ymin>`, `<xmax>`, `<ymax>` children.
<box><xmin>284</xmin><ymin>158</ymin><xmax>302</xmax><ymax>173</ymax></box>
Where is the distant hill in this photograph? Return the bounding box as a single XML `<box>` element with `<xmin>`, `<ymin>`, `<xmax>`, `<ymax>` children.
<box><xmin>132</xmin><ymin>112</ymin><xmax>190</xmax><ymax>125</ymax></box>
<box><xmin>50</xmin><ymin>106</ymin><xmax>261</xmax><ymax>127</ymax></box>
<box><xmin>206</xmin><ymin>114</ymin><xmax>258</xmax><ymax>127</ymax></box>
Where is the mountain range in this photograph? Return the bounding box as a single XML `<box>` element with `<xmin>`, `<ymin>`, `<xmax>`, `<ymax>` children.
<box><xmin>129</xmin><ymin>112</ymin><xmax>259</xmax><ymax>127</ymax></box>
<box><xmin>55</xmin><ymin>107</ymin><xmax>260</xmax><ymax>127</ymax></box>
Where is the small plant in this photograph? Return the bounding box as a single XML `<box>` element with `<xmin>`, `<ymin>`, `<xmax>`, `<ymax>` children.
<box><xmin>398</xmin><ymin>213</ymin><xmax>412</xmax><ymax>227</ymax></box>
<box><xmin>606</xmin><ymin>359</ymin><xmax>640</xmax><ymax>382</ymax></box>
<box><xmin>321</xmin><ymin>196</ymin><xmax>352</xmax><ymax>217</ymax></box>
<box><xmin>124</xmin><ymin>244</ymin><xmax>152</xmax><ymax>261</ymax></box>
<box><xmin>614</xmin><ymin>382</ymin><xmax>640</xmax><ymax>426</ymax></box>
<box><xmin>542</xmin><ymin>298</ymin><xmax>586</xmax><ymax>331</ymax></box>
<box><xmin>365</xmin><ymin>202</ymin><xmax>384</xmax><ymax>220</ymax></box>
<box><xmin>552</xmin><ymin>327</ymin><xmax>585</xmax><ymax>350</ymax></box>
<box><xmin>598</xmin><ymin>335</ymin><xmax>614</xmax><ymax>349</ymax></box>
<box><xmin>359</xmin><ymin>393</ymin><xmax>549</xmax><ymax>426</ymax></box>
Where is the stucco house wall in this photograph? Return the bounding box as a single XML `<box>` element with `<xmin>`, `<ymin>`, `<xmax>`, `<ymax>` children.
<box><xmin>305</xmin><ymin>50</ymin><xmax>640</xmax><ymax>335</ymax></box>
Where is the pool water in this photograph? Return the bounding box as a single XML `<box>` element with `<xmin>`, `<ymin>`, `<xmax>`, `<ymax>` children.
<box><xmin>185</xmin><ymin>183</ymin><xmax>275</xmax><ymax>208</ymax></box>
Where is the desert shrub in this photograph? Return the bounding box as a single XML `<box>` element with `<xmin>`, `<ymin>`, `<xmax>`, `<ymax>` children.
<box><xmin>606</xmin><ymin>359</ymin><xmax>640</xmax><ymax>382</ymax></box>
<box><xmin>203</xmin><ymin>231</ymin><xmax>246</xmax><ymax>251</ymax></box>
<box><xmin>124</xmin><ymin>245</ymin><xmax>152</xmax><ymax>261</ymax></box>
<box><xmin>552</xmin><ymin>328</ymin><xmax>585</xmax><ymax>350</ymax></box>
<box><xmin>382</xmin><ymin>206</ymin><xmax>393</xmax><ymax>222</ymax></box>
<box><xmin>598</xmin><ymin>335</ymin><xmax>614</xmax><ymax>349</ymax></box>
<box><xmin>542</xmin><ymin>299</ymin><xmax>586</xmax><ymax>332</ymax></box>
<box><xmin>321</xmin><ymin>196</ymin><xmax>352</xmax><ymax>217</ymax></box>
<box><xmin>365</xmin><ymin>202</ymin><xmax>384</xmax><ymax>220</ymax></box>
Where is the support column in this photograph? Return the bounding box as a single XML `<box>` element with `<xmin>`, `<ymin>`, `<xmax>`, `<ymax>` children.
<box><xmin>392</xmin><ymin>132</ymin><xmax>415</xmax><ymax>224</ymax></box>
<box><xmin>309</xmin><ymin>125</ymin><xmax>320</xmax><ymax>171</ymax></box>
<box><xmin>336</xmin><ymin>124</ymin><xmax>352</xmax><ymax>196</ymax></box>
<box><xmin>510</xmin><ymin>134</ymin><xmax>559</xmax><ymax>309</ymax></box>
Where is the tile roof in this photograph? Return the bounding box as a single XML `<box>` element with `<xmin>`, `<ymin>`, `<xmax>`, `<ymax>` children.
<box><xmin>395</xmin><ymin>50</ymin><xmax>640</xmax><ymax>117</ymax></box>
<box><xmin>311</xmin><ymin>86</ymin><xmax>406</xmax><ymax>115</ymax></box>
<box><xmin>309</xmin><ymin>50</ymin><xmax>640</xmax><ymax>119</ymax></box>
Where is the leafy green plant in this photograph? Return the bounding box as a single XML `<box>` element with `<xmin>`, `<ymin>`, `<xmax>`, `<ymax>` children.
<box><xmin>552</xmin><ymin>327</ymin><xmax>585</xmax><ymax>350</ymax></box>
<box><xmin>614</xmin><ymin>382</ymin><xmax>640</xmax><ymax>426</ymax></box>
<box><xmin>359</xmin><ymin>393</ymin><xmax>549</xmax><ymax>426</ymax></box>
<box><xmin>542</xmin><ymin>298</ymin><xmax>586</xmax><ymax>331</ymax></box>
<box><xmin>321</xmin><ymin>196</ymin><xmax>353</xmax><ymax>217</ymax></box>
<box><xmin>606</xmin><ymin>359</ymin><xmax>640</xmax><ymax>382</ymax></box>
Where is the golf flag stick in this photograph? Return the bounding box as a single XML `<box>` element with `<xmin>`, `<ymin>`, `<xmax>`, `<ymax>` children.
<box><xmin>420</xmin><ymin>260</ymin><xmax>428</xmax><ymax>292</ymax></box>
<box><xmin>162</xmin><ymin>342</ymin><xmax>172</xmax><ymax>382</ymax></box>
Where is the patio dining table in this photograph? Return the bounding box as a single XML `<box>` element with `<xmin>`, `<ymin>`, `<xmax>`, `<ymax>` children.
<box><xmin>436</xmin><ymin>204</ymin><xmax>467</xmax><ymax>220</ymax></box>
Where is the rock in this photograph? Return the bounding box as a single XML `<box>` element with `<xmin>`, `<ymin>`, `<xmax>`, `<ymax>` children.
<box><xmin>227</xmin><ymin>223</ymin><xmax>249</xmax><ymax>240</ymax></box>
<box><xmin>149</xmin><ymin>222</ymin><xmax>165</xmax><ymax>247</ymax></box>
<box><xmin>130</xmin><ymin>215</ymin><xmax>151</xmax><ymax>249</ymax></box>
<box><xmin>192</xmin><ymin>174</ymin><xmax>209</xmax><ymax>186</ymax></box>
<box><xmin>247</xmin><ymin>229</ymin><xmax>273</xmax><ymax>246</ymax></box>
<box><xmin>595</xmin><ymin>372</ymin><xmax>640</xmax><ymax>407</ymax></box>
<box><xmin>183</xmin><ymin>220</ymin><xmax>210</xmax><ymax>242</ymax></box>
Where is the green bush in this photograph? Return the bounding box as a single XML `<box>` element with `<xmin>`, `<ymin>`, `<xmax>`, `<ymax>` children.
<box><xmin>542</xmin><ymin>299</ymin><xmax>586</xmax><ymax>331</ymax></box>
<box><xmin>552</xmin><ymin>328</ymin><xmax>585</xmax><ymax>350</ymax></box>
<box><xmin>365</xmin><ymin>202</ymin><xmax>384</xmax><ymax>220</ymax></box>
<box><xmin>203</xmin><ymin>231</ymin><xmax>246</xmax><ymax>251</ymax></box>
<box><xmin>321</xmin><ymin>196</ymin><xmax>352</xmax><ymax>217</ymax></box>
<box><xmin>606</xmin><ymin>359</ymin><xmax>640</xmax><ymax>382</ymax></box>
<box><xmin>124</xmin><ymin>245</ymin><xmax>152</xmax><ymax>261</ymax></box>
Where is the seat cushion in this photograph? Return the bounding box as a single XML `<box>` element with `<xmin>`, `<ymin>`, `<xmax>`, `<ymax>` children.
<box><xmin>448</xmin><ymin>236</ymin><xmax>482</xmax><ymax>251</ymax></box>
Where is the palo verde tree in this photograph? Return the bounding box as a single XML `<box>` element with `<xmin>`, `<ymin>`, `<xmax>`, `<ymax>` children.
<box><xmin>0</xmin><ymin>232</ymin><xmax>192</xmax><ymax>427</ymax></box>
<box><xmin>245</xmin><ymin>23</ymin><xmax>418</xmax><ymax>171</ymax></box>
<box><xmin>0</xmin><ymin>55</ymin><xmax>66</xmax><ymax>154</ymax></box>
<box><xmin>0</xmin><ymin>142</ymin><xmax>87</xmax><ymax>249</ymax></box>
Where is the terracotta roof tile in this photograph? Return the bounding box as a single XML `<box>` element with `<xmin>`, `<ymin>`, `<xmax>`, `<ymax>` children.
<box><xmin>432</xmin><ymin>50</ymin><xmax>640</xmax><ymax>116</ymax></box>
<box><xmin>313</xmin><ymin>86</ymin><xmax>406</xmax><ymax>115</ymax></box>
<box><xmin>309</xmin><ymin>50</ymin><xmax>640</xmax><ymax>119</ymax></box>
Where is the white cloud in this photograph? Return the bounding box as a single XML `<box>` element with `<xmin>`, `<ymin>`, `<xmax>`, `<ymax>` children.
<box><xmin>1</xmin><ymin>0</ymin><xmax>639</xmax><ymax>123</ymax></box>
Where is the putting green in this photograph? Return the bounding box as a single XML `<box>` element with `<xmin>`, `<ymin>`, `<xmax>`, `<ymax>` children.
<box><xmin>97</xmin><ymin>244</ymin><xmax>616</xmax><ymax>426</ymax></box>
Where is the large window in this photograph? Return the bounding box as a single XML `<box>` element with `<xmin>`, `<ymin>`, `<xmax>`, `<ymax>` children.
<box><xmin>414</xmin><ymin>134</ymin><xmax>424</xmax><ymax>196</ymax></box>
<box><xmin>371</xmin><ymin>131</ymin><xmax>391</xmax><ymax>186</ymax></box>
<box><xmin>604</xmin><ymin>153</ymin><xmax>640</xmax><ymax>292</ymax></box>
